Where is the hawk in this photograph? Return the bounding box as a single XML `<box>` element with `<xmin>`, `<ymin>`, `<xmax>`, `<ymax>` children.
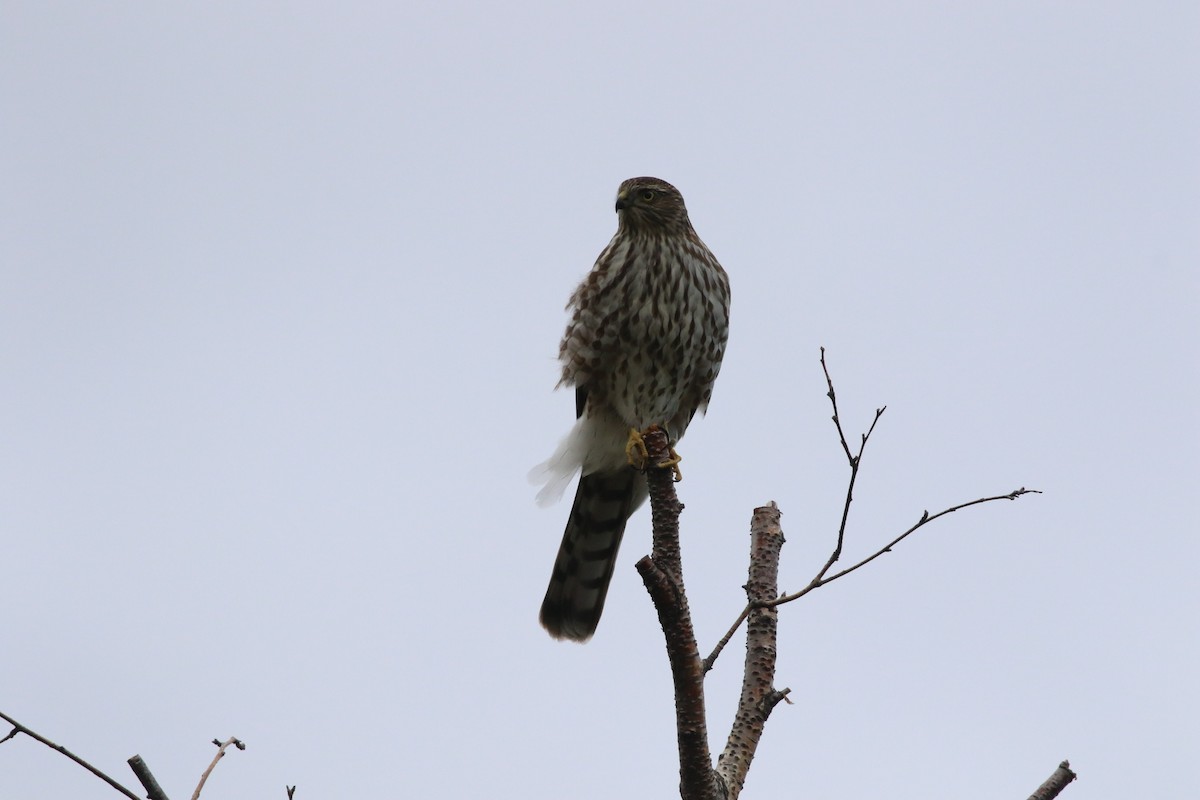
<box><xmin>533</xmin><ymin>177</ymin><xmax>731</xmax><ymax>641</ymax></box>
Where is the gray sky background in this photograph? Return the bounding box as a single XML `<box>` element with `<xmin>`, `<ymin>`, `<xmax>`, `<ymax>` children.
<box><xmin>2</xmin><ymin>3</ymin><xmax>1197</xmax><ymax>798</ymax></box>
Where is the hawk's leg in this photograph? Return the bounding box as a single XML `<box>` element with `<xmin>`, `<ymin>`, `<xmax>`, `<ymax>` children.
<box><xmin>625</xmin><ymin>427</ymin><xmax>649</xmax><ymax>470</ymax></box>
<box><xmin>657</xmin><ymin>446</ymin><xmax>684</xmax><ymax>482</ymax></box>
<box><xmin>625</xmin><ymin>426</ymin><xmax>684</xmax><ymax>482</ymax></box>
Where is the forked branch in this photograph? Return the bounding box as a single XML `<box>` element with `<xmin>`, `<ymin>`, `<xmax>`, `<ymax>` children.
<box><xmin>703</xmin><ymin>351</ymin><xmax>1040</xmax><ymax>672</ymax></box>
<box><xmin>638</xmin><ymin>432</ymin><xmax>791</xmax><ymax>800</ymax></box>
<box><xmin>635</xmin><ymin>351</ymin><xmax>1055</xmax><ymax>799</ymax></box>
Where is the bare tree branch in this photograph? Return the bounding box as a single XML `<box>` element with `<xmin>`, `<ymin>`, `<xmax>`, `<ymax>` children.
<box><xmin>702</xmin><ymin>605</ymin><xmax>750</xmax><ymax>675</ymax></box>
<box><xmin>191</xmin><ymin>736</ymin><xmax>245</xmax><ymax>800</ymax></box>
<box><xmin>637</xmin><ymin>351</ymin><xmax>1061</xmax><ymax>798</ymax></box>
<box><xmin>715</xmin><ymin>502</ymin><xmax>791</xmax><ymax>799</ymax></box>
<box><xmin>1028</xmin><ymin>760</ymin><xmax>1077</xmax><ymax>800</ymax></box>
<box><xmin>819</xmin><ymin>346</ymin><xmax>885</xmax><ymax>575</ymax></box>
<box><xmin>767</xmin><ymin>487</ymin><xmax>1041</xmax><ymax>608</ymax></box>
<box><xmin>702</xmin><ymin>351</ymin><xmax>1040</xmax><ymax>672</ymax></box>
<box><xmin>0</xmin><ymin>709</ymin><xmax>142</xmax><ymax>800</ymax></box>
<box><xmin>128</xmin><ymin>754</ymin><xmax>172</xmax><ymax>800</ymax></box>
<box><xmin>639</xmin><ymin>433</ymin><xmax>795</xmax><ymax>799</ymax></box>
<box><xmin>635</xmin><ymin>425</ymin><xmax>723</xmax><ymax>800</ymax></box>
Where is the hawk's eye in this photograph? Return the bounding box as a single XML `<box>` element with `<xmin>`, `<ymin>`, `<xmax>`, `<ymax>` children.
<box><xmin>641</xmin><ymin>190</ymin><xmax>656</xmax><ymax>201</ymax></box>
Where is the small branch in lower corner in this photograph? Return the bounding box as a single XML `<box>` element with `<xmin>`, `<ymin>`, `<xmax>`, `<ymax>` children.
<box><xmin>0</xmin><ymin>710</ymin><xmax>142</xmax><ymax>800</ymax></box>
<box><xmin>191</xmin><ymin>736</ymin><xmax>246</xmax><ymax>800</ymax></box>
<box><xmin>1027</xmin><ymin>760</ymin><xmax>1077</xmax><ymax>800</ymax></box>
<box><xmin>128</xmin><ymin>754</ymin><xmax>171</xmax><ymax>800</ymax></box>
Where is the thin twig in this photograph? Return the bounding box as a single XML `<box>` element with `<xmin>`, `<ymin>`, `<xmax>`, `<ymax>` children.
<box><xmin>1027</xmin><ymin>760</ymin><xmax>1077</xmax><ymax>800</ymax></box>
<box><xmin>703</xmin><ymin>489</ymin><xmax>1039</xmax><ymax>669</ymax></box>
<box><xmin>819</xmin><ymin>347</ymin><xmax>885</xmax><ymax>577</ymax></box>
<box><xmin>702</xmin><ymin>605</ymin><xmax>750</xmax><ymax>674</ymax></box>
<box><xmin>706</xmin><ymin>349</ymin><xmax>882</xmax><ymax>672</ymax></box>
<box><xmin>0</xmin><ymin>710</ymin><xmax>141</xmax><ymax>800</ymax></box>
<box><xmin>703</xmin><ymin>351</ymin><xmax>1040</xmax><ymax>672</ymax></box>
<box><xmin>767</xmin><ymin>488</ymin><xmax>1041</xmax><ymax>607</ymax></box>
<box><xmin>821</xmin><ymin>346</ymin><xmax>855</xmax><ymax>463</ymax></box>
<box><xmin>191</xmin><ymin>736</ymin><xmax>245</xmax><ymax>800</ymax></box>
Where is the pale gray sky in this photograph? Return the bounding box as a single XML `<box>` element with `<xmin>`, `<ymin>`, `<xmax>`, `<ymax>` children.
<box><xmin>2</xmin><ymin>2</ymin><xmax>1197</xmax><ymax>798</ymax></box>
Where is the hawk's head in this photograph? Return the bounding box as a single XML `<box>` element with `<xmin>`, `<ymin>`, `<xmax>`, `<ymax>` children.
<box><xmin>615</xmin><ymin>177</ymin><xmax>691</xmax><ymax>234</ymax></box>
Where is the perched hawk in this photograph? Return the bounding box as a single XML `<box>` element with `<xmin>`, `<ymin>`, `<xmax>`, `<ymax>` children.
<box><xmin>534</xmin><ymin>177</ymin><xmax>731</xmax><ymax>641</ymax></box>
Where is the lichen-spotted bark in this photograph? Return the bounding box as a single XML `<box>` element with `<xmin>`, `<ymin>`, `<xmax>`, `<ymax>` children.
<box><xmin>636</xmin><ymin>426</ymin><xmax>723</xmax><ymax>800</ymax></box>
<box><xmin>717</xmin><ymin>503</ymin><xmax>789</xmax><ymax>799</ymax></box>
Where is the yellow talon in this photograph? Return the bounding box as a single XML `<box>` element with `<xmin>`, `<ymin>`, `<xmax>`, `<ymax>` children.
<box><xmin>658</xmin><ymin>447</ymin><xmax>684</xmax><ymax>482</ymax></box>
<box><xmin>625</xmin><ymin>428</ymin><xmax>649</xmax><ymax>469</ymax></box>
<box><xmin>625</xmin><ymin>426</ymin><xmax>684</xmax><ymax>481</ymax></box>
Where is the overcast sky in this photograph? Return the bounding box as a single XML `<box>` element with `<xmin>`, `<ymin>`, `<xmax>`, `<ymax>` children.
<box><xmin>2</xmin><ymin>2</ymin><xmax>1197</xmax><ymax>798</ymax></box>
